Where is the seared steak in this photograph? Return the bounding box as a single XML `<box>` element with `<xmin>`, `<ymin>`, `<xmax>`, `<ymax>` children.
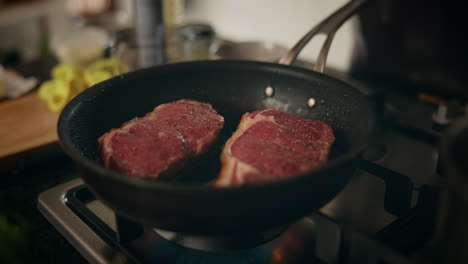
<box><xmin>99</xmin><ymin>100</ymin><xmax>224</xmax><ymax>179</ymax></box>
<box><xmin>215</xmin><ymin>109</ymin><xmax>334</xmax><ymax>186</ymax></box>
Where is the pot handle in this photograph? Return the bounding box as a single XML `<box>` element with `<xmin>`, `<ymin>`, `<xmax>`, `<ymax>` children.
<box><xmin>278</xmin><ymin>0</ymin><xmax>367</xmax><ymax>73</ymax></box>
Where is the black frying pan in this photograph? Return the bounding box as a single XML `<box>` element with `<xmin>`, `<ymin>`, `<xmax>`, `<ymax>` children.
<box><xmin>57</xmin><ymin>0</ymin><xmax>375</xmax><ymax>235</ymax></box>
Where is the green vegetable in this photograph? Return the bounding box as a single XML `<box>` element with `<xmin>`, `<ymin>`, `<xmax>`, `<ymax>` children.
<box><xmin>0</xmin><ymin>214</ymin><xmax>29</xmax><ymax>264</ymax></box>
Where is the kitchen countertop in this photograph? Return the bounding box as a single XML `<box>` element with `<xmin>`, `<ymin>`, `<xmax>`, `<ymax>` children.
<box><xmin>0</xmin><ymin>92</ymin><xmax>59</xmax><ymax>160</ymax></box>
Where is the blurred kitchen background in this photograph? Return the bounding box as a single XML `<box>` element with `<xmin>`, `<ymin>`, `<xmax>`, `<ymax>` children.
<box><xmin>0</xmin><ymin>0</ymin><xmax>356</xmax><ymax>71</ymax></box>
<box><xmin>2</xmin><ymin>0</ymin><xmax>463</xmax><ymax>106</ymax></box>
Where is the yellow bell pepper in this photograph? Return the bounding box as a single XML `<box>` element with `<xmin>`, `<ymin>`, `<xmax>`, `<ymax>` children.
<box><xmin>83</xmin><ymin>70</ymin><xmax>113</xmax><ymax>87</ymax></box>
<box><xmin>38</xmin><ymin>79</ymin><xmax>71</xmax><ymax>112</ymax></box>
<box><xmin>84</xmin><ymin>57</ymin><xmax>129</xmax><ymax>86</ymax></box>
<box><xmin>52</xmin><ymin>64</ymin><xmax>80</xmax><ymax>81</ymax></box>
<box><xmin>38</xmin><ymin>57</ymin><xmax>129</xmax><ymax>112</ymax></box>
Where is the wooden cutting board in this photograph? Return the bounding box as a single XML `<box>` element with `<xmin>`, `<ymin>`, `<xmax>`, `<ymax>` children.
<box><xmin>0</xmin><ymin>92</ymin><xmax>59</xmax><ymax>159</ymax></box>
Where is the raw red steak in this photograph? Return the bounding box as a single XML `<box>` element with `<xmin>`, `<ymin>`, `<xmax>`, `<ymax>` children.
<box><xmin>215</xmin><ymin>109</ymin><xmax>335</xmax><ymax>187</ymax></box>
<box><xmin>99</xmin><ymin>100</ymin><xmax>224</xmax><ymax>179</ymax></box>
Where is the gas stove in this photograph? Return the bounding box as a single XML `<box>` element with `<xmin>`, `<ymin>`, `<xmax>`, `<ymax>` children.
<box><xmin>38</xmin><ymin>178</ymin><xmax>414</xmax><ymax>264</ymax></box>
<box><xmin>37</xmin><ymin>73</ymin><xmax>447</xmax><ymax>264</ymax></box>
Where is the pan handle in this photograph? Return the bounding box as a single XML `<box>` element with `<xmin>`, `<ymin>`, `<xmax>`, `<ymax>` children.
<box><xmin>278</xmin><ymin>0</ymin><xmax>367</xmax><ymax>73</ymax></box>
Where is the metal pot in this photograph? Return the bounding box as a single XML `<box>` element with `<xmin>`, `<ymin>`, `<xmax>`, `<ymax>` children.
<box><xmin>350</xmin><ymin>0</ymin><xmax>468</xmax><ymax>99</ymax></box>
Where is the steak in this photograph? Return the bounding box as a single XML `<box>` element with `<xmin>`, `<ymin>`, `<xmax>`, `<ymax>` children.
<box><xmin>98</xmin><ymin>100</ymin><xmax>224</xmax><ymax>179</ymax></box>
<box><xmin>215</xmin><ymin>109</ymin><xmax>335</xmax><ymax>187</ymax></box>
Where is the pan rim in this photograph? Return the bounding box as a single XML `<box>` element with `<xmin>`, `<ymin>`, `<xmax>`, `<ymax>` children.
<box><xmin>58</xmin><ymin>60</ymin><xmax>375</xmax><ymax>195</ymax></box>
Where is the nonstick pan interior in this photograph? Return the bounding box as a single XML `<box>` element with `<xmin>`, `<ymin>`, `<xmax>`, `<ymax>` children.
<box><xmin>58</xmin><ymin>60</ymin><xmax>376</xmax><ymax>234</ymax></box>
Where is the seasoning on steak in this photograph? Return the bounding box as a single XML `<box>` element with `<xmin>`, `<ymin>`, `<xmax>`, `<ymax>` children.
<box><xmin>98</xmin><ymin>100</ymin><xmax>224</xmax><ymax>179</ymax></box>
<box><xmin>214</xmin><ymin>109</ymin><xmax>335</xmax><ymax>187</ymax></box>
